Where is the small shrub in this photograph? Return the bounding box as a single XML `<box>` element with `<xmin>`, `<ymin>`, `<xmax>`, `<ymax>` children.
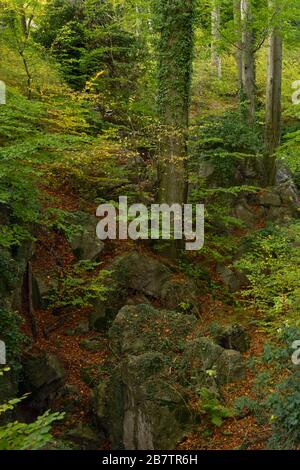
<box><xmin>197</xmin><ymin>387</ymin><xmax>234</xmax><ymax>427</ymax></box>
<box><xmin>0</xmin><ymin>390</ymin><xmax>64</xmax><ymax>450</ymax></box>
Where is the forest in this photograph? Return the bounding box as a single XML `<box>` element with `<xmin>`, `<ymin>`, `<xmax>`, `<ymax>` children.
<box><xmin>0</xmin><ymin>0</ymin><xmax>300</xmax><ymax>454</ymax></box>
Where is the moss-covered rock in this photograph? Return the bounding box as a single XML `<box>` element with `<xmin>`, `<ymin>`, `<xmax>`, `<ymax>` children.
<box><xmin>160</xmin><ymin>278</ymin><xmax>199</xmax><ymax>315</ymax></box>
<box><xmin>65</xmin><ymin>423</ymin><xmax>104</xmax><ymax>450</ymax></box>
<box><xmin>99</xmin><ymin>304</ymin><xmax>245</xmax><ymax>450</ymax></box>
<box><xmin>109</xmin><ymin>304</ymin><xmax>197</xmax><ymax>356</ymax></box>
<box><xmin>68</xmin><ymin>212</ymin><xmax>105</xmax><ymax>261</ymax></box>
<box><xmin>211</xmin><ymin>324</ymin><xmax>250</xmax><ymax>353</ymax></box>
<box><xmin>22</xmin><ymin>352</ymin><xmax>65</xmax><ymax>410</ymax></box>
<box><xmin>109</xmin><ymin>252</ymin><xmax>171</xmax><ymax>299</ymax></box>
<box><xmin>106</xmin><ymin>352</ymin><xmax>193</xmax><ymax>450</ymax></box>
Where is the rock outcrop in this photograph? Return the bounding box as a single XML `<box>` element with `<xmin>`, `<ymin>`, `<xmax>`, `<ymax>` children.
<box><xmin>22</xmin><ymin>353</ymin><xmax>65</xmax><ymax>410</ymax></box>
<box><xmin>92</xmin><ymin>304</ymin><xmax>245</xmax><ymax>450</ymax></box>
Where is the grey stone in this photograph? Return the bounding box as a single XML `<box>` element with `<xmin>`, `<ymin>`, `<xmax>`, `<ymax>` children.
<box><xmin>216</xmin><ymin>264</ymin><xmax>243</xmax><ymax>292</ymax></box>
<box><xmin>110</xmin><ymin>252</ymin><xmax>171</xmax><ymax>299</ymax></box>
<box><xmin>160</xmin><ymin>279</ymin><xmax>199</xmax><ymax>315</ymax></box>
<box><xmin>259</xmin><ymin>191</ymin><xmax>282</xmax><ymax>207</ymax></box>
<box><xmin>211</xmin><ymin>324</ymin><xmax>250</xmax><ymax>353</ymax></box>
<box><xmin>198</xmin><ymin>161</ymin><xmax>215</xmax><ymax>179</ymax></box>
<box><xmin>180</xmin><ymin>338</ymin><xmax>223</xmax><ymax>392</ymax></box>
<box><xmin>22</xmin><ymin>353</ymin><xmax>65</xmax><ymax>408</ymax></box>
<box><xmin>182</xmin><ymin>337</ymin><xmax>245</xmax><ymax>386</ymax></box>
<box><xmin>64</xmin><ymin>319</ymin><xmax>90</xmax><ymax>336</ymax></box>
<box><xmin>92</xmin><ymin>380</ymin><xmax>109</xmax><ymax>427</ymax></box>
<box><xmin>89</xmin><ymin>300</ymin><xmax>108</xmax><ymax>331</ymax></box>
<box><xmin>216</xmin><ymin>349</ymin><xmax>245</xmax><ymax>384</ymax></box>
<box><xmin>107</xmin><ymin>353</ymin><xmax>192</xmax><ymax>450</ymax></box>
<box><xmin>234</xmin><ymin>203</ymin><xmax>258</xmax><ymax>228</ymax></box>
<box><xmin>32</xmin><ymin>272</ymin><xmax>58</xmax><ymax>309</ymax></box>
<box><xmin>0</xmin><ymin>370</ymin><xmax>18</xmax><ymax>403</ymax></box>
<box><xmin>98</xmin><ymin>304</ymin><xmax>245</xmax><ymax>450</ymax></box>
<box><xmin>69</xmin><ymin>213</ymin><xmax>104</xmax><ymax>261</ymax></box>
<box><xmin>110</xmin><ymin>304</ymin><xmax>197</xmax><ymax>356</ymax></box>
<box><xmin>277</xmin><ymin>181</ymin><xmax>299</xmax><ymax>207</ymax></box>
<box><xmin>66</xmin><ymin>423</ymin><xmax>104</xmax><ymax>450</ymax></box>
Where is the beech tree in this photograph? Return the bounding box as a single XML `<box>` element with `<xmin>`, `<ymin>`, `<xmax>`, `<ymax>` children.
<box><xmin>264</xmin><ymin>0</ymin><xmax>282</xmax><ymax>185</ymax></box>
<box><xmin>211</xmin><ymin>0</ymin><xmax>222</xmax><ymax>79</ymax></box>
<box><xmin>240</xmin><ymin>0</ymin><xmax>255</xmax><ymax>124</ymax></box>
<box><xmin>233</xmin><ymin>0</ymin><xmax>243</xmax><ymax>93</ymax></box>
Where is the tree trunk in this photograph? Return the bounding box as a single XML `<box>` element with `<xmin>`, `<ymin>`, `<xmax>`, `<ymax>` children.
<box><xmin>264</xmin><ymin>0</ymin><xmax>282</xmax><ymax>186</ymax></box>
<box><xmin>157</xmin><ymin>0</ymin><xmax>195</xmax><ymax>206</ymax></box>
<box><xmin>233</xmin><ymin>0</ymin><xmax>243</xmax><ymax>93</ymax></box>
<box><xmin>211</xmin><ymin>0</ymin><xmax>222</xmax><ymax>79</ymax></box>
<box><xmin>241</xmin><ymin>0</ymin><xmax>255</xmax><ymax>124</ymax></box>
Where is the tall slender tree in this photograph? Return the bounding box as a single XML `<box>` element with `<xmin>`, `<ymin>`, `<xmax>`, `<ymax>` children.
<box><xmin>240</xmin><ymin>0</ymin><xmax>255</xmax><ymax>124</ymax></box>
<box><xmin>211</xmin><ymin>0</ymin><xmax>222</xmax><ymax>79</ymax></box>
<box><xmin>233</xmin><ymin>0</ymin><xmax>243</xmax><ymax>93</ymax></box>
<box><xmin>264</xmin><ymin>0</ymin><xmax>282</xmax><ymax>185</ymax></box>
<box><xmin>157</xmin><ymin>0</ymin><xmax>195</xmax><ymax>206</ymax></box>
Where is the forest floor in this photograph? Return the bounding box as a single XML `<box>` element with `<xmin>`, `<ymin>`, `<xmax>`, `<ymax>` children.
<box><xmin>18</xmin><ymin>177</ymin><xmax>274</xmax><ymax>451</ymax></box>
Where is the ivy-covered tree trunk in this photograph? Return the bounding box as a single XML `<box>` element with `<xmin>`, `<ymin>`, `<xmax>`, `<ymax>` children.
<box><xmin>241</xmin><ymin>0</ymin><xmax>255</xmax><ymax>124</ymax></box>
<box><xmin>264</xmin><ymin>0</ymin><xmax>282</xmax><ymax>186</ymax></box>
<box><xmin>211</xmin><ymin>0</ymin><xmax>222</xmax><ymax>79</ymax></box>
<box><xmin>157</xmin><ymin>0</ymin><xmax>195</xmax><ymax>206</ymax></box>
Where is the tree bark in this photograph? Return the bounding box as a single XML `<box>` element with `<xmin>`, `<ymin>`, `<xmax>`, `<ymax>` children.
<box><xmin>233</xmin><ymin>0</ymin><xmax>243</xmax><ymax>93</ymax></box>
<box><xmin>211</xmin><ymin>0</ymin><xmax>222</xmax><ymax>79</ymax></box>
<box><xmin>157</xmin><ymin>0</ymin><xmax>195</xmax><ymax>206</ymax></box>
<box><xmin>264</xmin><ymin>0</ymin><xmax>282</xmax><ymax>186</ymax></box>
<box><xmin>26</xmin><ymin>261</ymin><xmax>37</xmax><ymax>341</ymax></box>
<box><xmin>241</xmin><ymin>0</ymin><xmax>256</xmax><ymax>124</ymax></box>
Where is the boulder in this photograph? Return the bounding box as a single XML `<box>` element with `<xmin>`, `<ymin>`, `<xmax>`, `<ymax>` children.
<box><xmin>109</xmin><ymin>304</ymin><xmax>197</xmax><ymax>356</ymax></box>
<box><xmin>89</xmin><ymin>252</ymin><xmax>203</xmax><ymax>328</ymax></box>
<box><xmin>0</xmin><ymin>370</ymin><xmax>18</xmax><ymax>404</ymax></box>
<box><xmin>110</xmin><ymin>252</ymin><xmax>171</xmax><ymax>299</ymax></box>
<box><xmin>181</xmin><ymin>337</ymin><xmax>245</xmax><ymax>388</ymax></box>
<box><xmin>180</xmin><ymin>338</ymin><xmax>223</xmax><ymax>393</ymax></box>
<box><xmin>32</xmin><ymin>271</ymin><xmax>58</xmax><ymax>309</ymax></box>
<box><xmin>89</xmin><ymin>305</ymin><xmax>108</xmax><ymax>331</ymax></box>
<box><xmin>160</xmin><ymin>279</ymin><xmax>199</xmax><ymax>315</ymax></box>
<box><xmin>60</xmin><ymin>384</ymin><xmax>82</xmax><ymax>413</ymax></box>
<box><xmin>217</xmin><ymin>349</ymin><xmax>245</xmax><ymax>384</ymax></box>
<box><xmin>0</xmin><ymin>240</ymin><xmax>35</xmax><ymax>311</ymax></box>
<box><xmin>259</xmin><ymin>191</ymin><xmax>281</xmax><ymax>207</ymax></box>
<box><xmin>22</xmin><ymin>353</ymin><xmax>65</xmax><ymax>409</ymax></box>
<box><xmin>75</xmin><ymin>319</ymin><xmax>90</xmax><ymax>335</ymax></box>
<box><xmin>277</xmin><ymin>181</ymin><xmax>299</xmax><ymax>207</ymax></box>
<box><xmin>68</xmin><ymin>212</ymin><xmax>104</xmax><ymax>261</ymax></box>
<box><xmin>66</xmin><ymin>423</ymin><xmax>104</xmax><ymax>450</ymax></box>
<box><xmin>89</xmin><ymin>252</ymin><xmax>172</xmax><ymax>329</ymax></box>
<box><xmin>98</xmin><ymin>304</ymin><xmax>245</xmax><ymax>450</ymax></box>
<box><xmin>234</xmin><ymin>203</ymin><xmax>259</xmax><ymax>228</ymax></box>
<box><xmin>216</xmin><ymin>264</ymin><xmax>247</xmax><ymax>292</ymax></box>
<box><xmin>211</xmin><ymin>324</ymin><xmax>250</xmax><ymax>353</ymax></box>
<box><xmin>107</xmin><ymin>353</ymin><xmax>192</xmax><ymax>450</ymax></box>
<box><xmin>92</xmin><ymin>380</ymin><xmax>109</xmax><ymax>428</ymax></box>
